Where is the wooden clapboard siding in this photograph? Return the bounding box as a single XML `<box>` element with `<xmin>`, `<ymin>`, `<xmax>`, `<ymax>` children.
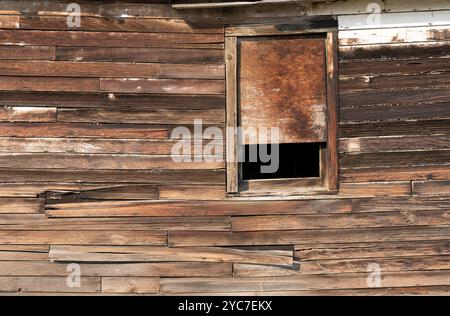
<box><xmin>0</xmin><ymin>0</ymin><xmax>448</xmax><ymax>296</ymax></box>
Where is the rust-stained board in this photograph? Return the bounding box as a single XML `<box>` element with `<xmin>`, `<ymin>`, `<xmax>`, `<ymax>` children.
<box><xmin>238</xmin><ymin>35</ymin><xmax>327</xmax><ymax>144</ymax></box>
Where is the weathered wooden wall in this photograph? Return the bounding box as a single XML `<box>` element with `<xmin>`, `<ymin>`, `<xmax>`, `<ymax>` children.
<box><xmin>0</xmin><ymin>0</ymin><xmax>448</xmax><ymax>295</ymax></box>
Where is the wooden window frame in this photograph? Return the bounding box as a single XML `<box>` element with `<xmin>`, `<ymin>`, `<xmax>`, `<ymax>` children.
<box><xmin>226</xmin><ymin>24</ymin><xmax>338</xmax><ymax>196</ymax></box>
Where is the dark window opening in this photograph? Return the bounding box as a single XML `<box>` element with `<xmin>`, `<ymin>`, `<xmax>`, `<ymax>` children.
<box><xmin>242</xmin><ymin>143</ymin><xmax>321</xmax><ymax>180</ymax></box>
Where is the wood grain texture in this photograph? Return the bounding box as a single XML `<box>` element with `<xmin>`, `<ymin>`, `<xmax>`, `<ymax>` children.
<box><xmin>239</xmin><ymin>36</ymin><xmax>327</xmax><ymax>144</ymax></box>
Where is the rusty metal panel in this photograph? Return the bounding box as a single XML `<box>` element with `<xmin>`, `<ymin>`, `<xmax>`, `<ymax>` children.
<box><xmin>239</xmin><ymin>36</ymin><xmax>327</xmax><ymax>144</ymax></box>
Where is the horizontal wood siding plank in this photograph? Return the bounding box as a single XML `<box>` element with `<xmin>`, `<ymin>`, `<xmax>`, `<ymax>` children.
<box><xmin>56</xmin><ymin>47</ymin><xmax>224</xmax><ymax>63</ymax></box>
<box><xmin>0</xmin><ymin>30</ymin><xmax>224</xmax><ymax>48</ymax></box>
<box><xmin>0</xmin><ymin>230</ymin><xmax>167</xmax><ymax>245</ymax></box>
<box><xmin>99</xmin><ymin>78</ymin><xmax>225</xmax><ymax>94</ymax></box>
<box><xmin>45</xmin><ymin>199</ymin><xmax>352</xmax><ymax>218</ymax></box>
<box><xmin>0</xmin><ymin>45</ymin><xmax>55</xmax><ymax>60</ymax></box>
<box><xmin>0</xmin><ymin>77</ymin><xmax>99</xmax><ymax>92</ymax></box>
<box><xmin>0</xmin><ymin>107</ymin><xmax>56</xmax><ymax>122</ymax></box>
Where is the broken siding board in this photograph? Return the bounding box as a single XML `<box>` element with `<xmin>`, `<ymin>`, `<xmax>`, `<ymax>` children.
<box><xmin>57</xmin><ymin>108</ymin><xmax>225</xmax><ymax>124</ymax></box>
<box><xmin>101</xmin><ymin>277</ymin><xmax>159</xmax><ymax>294</ymax></box>
<box><xmin>99</xmin><ymin>78</ymin><xmax>225</xmax><ymax>94</ymax></box>
<box><xmin>0</xmin><ymin>153</ymin><xmax>224</xmax><ymax>170</ymax></box>
<box><xmin>45</xmin><ymin>199</ymin><xmax>352</xmax><ymax>218</ymax></box>
<box><xmin>231</xmin><ymin>210</ymin><xmax>450</xmax><ymax>231</ymax></box>
<box><xmin>0</xmin><ymin>30</ymin><xmax>224</xmax><ymax>48</ymax></box>
<box><xmin>49</xmin><ymin>245</ymin><xmax>293</xmax><ymax>266</ymax></box>
<box><xmin>0</xmin><ymin>123</ymin><xmax>169</xmax><ymax>139</ymax></box>
<box><xmin>168</xmin><ymin>226</ymin><xmax>450</xmax><ymax>247</ymax></box>
<box><xmin>0</xmin><ymin>61</ymin><xmax>224</xmax><ymax>79</ymax></box>
<box><xmin>0</xmin><ymin>107</ymin><xmax>56</xmax><ymax>122</ymax></box>
<box><xmin>413</xmin><ymin>180</ymin><xmax>450</xmax><ymax>196</ymax></box>
<box><xmin>0</xmin><ymin>46</ymin><xmax>55</xmax><ymax>60</ymax></box>
<box><xmin>0</xmin><ymin>77</ymin><xmax>99</xmax><ymax>92</ymax></box>
<box><xmin>56</xmin><ymin>47</ymin><xmax>225</xmax><ymax>64</ymax></box>
<box><xmin>0</xmin><ymin>230</ymin><xmax>167</xmax><ymax>245</ymax></box>
<box><xmin>339</xmin><ymin>135</ymin><xmax>450</xmax><ymax>153</ymax></box>
<box><xmin>0</xmin><ymin>261</ymin><xmax>232</xmax><ymax>278</ymax></box>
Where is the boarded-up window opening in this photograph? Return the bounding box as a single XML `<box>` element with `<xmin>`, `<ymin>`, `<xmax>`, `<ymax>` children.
<box><xmin>226</xmin><ymin>25</ymin><xmax>338</xmax><ymax>195</ymax></box>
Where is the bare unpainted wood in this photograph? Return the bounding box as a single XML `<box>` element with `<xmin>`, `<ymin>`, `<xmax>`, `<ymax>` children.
<box><xmin>295</xmin><ymin>240</ymin><xmax>450</xmax><ymax>261</ymax></box>
<box><xmin>56</xmin><ymin>47</ymin><xmax>224</xmax><ymax>63</ymax></box>
<box><xmin>102</xmin><ymin>277</ymin><xmax>159</xmax><ymax>294</ymax></box>
<box><xmin>0</xmin><ymin>153</ymin><xmax>224</xmax><ymax>170</ymax></box>
<box><xmin>0</xmin><ymin>276</ymin><xmax>100</xmax><ymax>293</ymax></box>
<box><xmin>340</xmin><ymin>164</ymin><xmax>450</xmax><ymax>182</ymax></box>
<box><xmin>0</xmin><ymin>168</ymin><xmax>225</xmax><ymax>185</ymax></box>
<box><xmin>413</xmin><ymin>180</ymin><xmax>450</xmax><ymax>196</ymax></box>
<box><xmin>0</xmin><ymin>30</ymin><xmax>224</xmax><ymax>49</ymax></box>
<box><xmin>0</xmin><ymin>198</ymin><xmax>43</xmax><ymax>214</ymax></box>
<box><xmin>158</xmin><ymin>185</ymin><xmax>226</xmax><ymax>200</ymax></box>
<box><xmin>339</xmin><ymin>135</ymin><xmax>450</xmax><ymax>153</ymax></box>
<box><xmin>2</xmin><ymin>216</ymin><xmax>230</xmax><ymax>232</ymax></box>
<box><xmin>340</xmin><ymin>150</ymin><xmax>450</xmax><ymax>169</ymax></box>
<box><xmin>0</xmin><ymin>92</ymin><xmax>225</xmax><ymax>110</ymax></box>
<box><xmin>160</xmin><ymin>270</ymin><xmax>450</xmax><ymax>293</ymax></box>
<box><xmin>234</xmin><ymin>255</ymin><xmax>450</xmax><ymax>276</ymax></box>
<box><xmin>0</xmin><ymin>77</ymin><xmax>99</xmax><ymax>92</ymax></box>
<box><xmin>0</xmin><ymin>15</ymin><xmax>19</xmax><ymax>29</ymax></box>
<box><xmin>225</xmin><ymin>36</ymin><xmax>238</xmax><ymax>193</ymax></box>
<box><xmin>0</xmin><ymin>61</ymin><xmax>224</xmax><ymax>79</ymax></box>
<box><xmin>231</xmin><ymin>210</ymin><xmax>450</xmax><ymax>231</ymax></box>
<box><xmin>325</xmin><ymin>31</ymin><xmax>339</xmax><ymax>191</ymax></box>
<box><xmin>239</xmin><ymin>35</ymin><xmax>327</xmax><ymax>144</ymax></box>
<box><xmin>0</xmin><ymin>261</ymin><xmax>232</xmax><ymax>278</ymax></box>
<box><xmin>0</xmin><ymin>107</ymin><xmax>56</xmax><ymax>122</ymax></box>
<box><xmin>0</xmin><ymin>123</ymin><xmax>168</xmax><ymax>139</ymax></box>
<box><xmin>0</xmin><ymin>230</ymin><xmax>167</xmax><ymax>245</ymax></box>
<box><xmin>45</xmin><ymin>199</ymin><xmax>352</xmax><ymax>218</ymax></box>
<box><xmin>18</xmin><ymin>16</ymin><xmax>223</xmax><ymax>34</ymax></box>
<box><xmin>168</xmin><ymin>226</ymin><xmax>450</xmax><ymax>247</ymax></box>
<box><xmin>338</xmin><ymin>181</ymin><xmax>412</xmax><ymax>197</ymax></box>
<box><xmin>352</xmin><ymin>197</ymin><xmax>450</xmax><ymax>212</ymax></box>
<box><xmin>57</xmin><ymin>108</ymin><xmax>225</xmax><ymax>124</ymax></box>
<box><xmin>49</xmin><ymin>245</ymin><xmax>293</xmax><ymax>266</ymax></box>
<box><xmin>45</xmin><ymin>185</ymin><xmax>159</xmax><ymax>202</ymax></box>
<box><xmin>100</xmin><ymin>78</ymin><xmax>225</xmax><ymax>94</ymax></box>
<box><xmin>0</xmin><ymin>138</ymin><xmax>187</xmax><ymax>155</ymax></box>
<box><xmin>0</xmin><ymin>46</ymin><xmax>55</xmax><ymax>60</ymax></box>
